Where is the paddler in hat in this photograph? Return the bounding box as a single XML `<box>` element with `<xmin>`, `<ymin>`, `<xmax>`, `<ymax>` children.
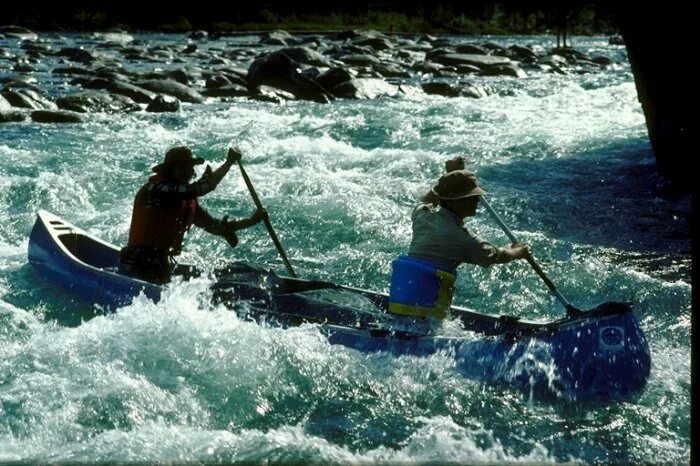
<box><xmin>388</xmin><ymin>156</ymin><xmax>530</xmax><ymax>319</ymax></box>
<box><xmin>119</xmin><ymin>146</ymin><xmax>267</xmax><ymax>284</ymax></box>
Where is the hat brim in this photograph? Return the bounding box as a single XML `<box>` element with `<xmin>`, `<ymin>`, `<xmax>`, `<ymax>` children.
<box><xmin>431</xmin><ymin>186</ymin><xmax>487</xmax><ymax>200</ymax></box>
<box><xmin>152</xmin><ymin>157</ymin><xmax>205</xmax><ymax>173</ymax></box>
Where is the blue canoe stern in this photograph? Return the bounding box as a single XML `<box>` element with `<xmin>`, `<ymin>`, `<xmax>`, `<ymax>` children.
<box><xmin>28</xmin><ymin>211</ymin><xmax>161</xmax><ymax>306</ymax></box>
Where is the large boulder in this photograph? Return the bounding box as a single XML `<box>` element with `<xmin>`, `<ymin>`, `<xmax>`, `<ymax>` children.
<box><xmin>56</xmin><ymin>92</ymin><xmax>140</xmax><ymax>113</ymax></box>
<box><xmin>247</xmin><ymin>52</ymin><xmax>332</xmax><ymax>103</ymax></box>
<box><xmin>1</xmin><ymin>89</ymin><xmax>56</xmax><ymax>110</ymax></box>
<box><xmin>137</xmin><ymin>79</ymin><xmax>204</xmax><ymax>103</ymax></box>
<box><xmin>146</xmin><ymin>95</ymin><xmax>180</xmax><ymax>112</ymax></box>
<box><xmin>31</xmin><ymin>110</ymin><xmax>85</xmax><ymax>123</ymax></box>
<box><xmin>315</xmin><ymin>67</ymin><xmax>354</xmax><ymax>90</ymax></box>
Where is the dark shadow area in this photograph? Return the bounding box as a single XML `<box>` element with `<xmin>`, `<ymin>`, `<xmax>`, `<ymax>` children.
<box><xmin>477</xmin><ymin>141</ymin><xmax>691</xmax><ymax>279</ymax></box>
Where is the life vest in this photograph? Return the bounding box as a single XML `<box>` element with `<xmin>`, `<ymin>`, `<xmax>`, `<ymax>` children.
<box><xmin>127</xmin><ymin>174</ymin><xmax>197</xmax><ymax>255</ymax></box>
<box><xmin>388</xmin><ymin>256</ymin><xmax>456</xmax><ymax>320</ymax></box>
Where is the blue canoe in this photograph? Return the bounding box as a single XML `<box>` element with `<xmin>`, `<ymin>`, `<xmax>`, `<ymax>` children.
<box><xmin>28</xmin><ymin>210</ymin><xmax>651</xmax><ymax>402</ymax></box>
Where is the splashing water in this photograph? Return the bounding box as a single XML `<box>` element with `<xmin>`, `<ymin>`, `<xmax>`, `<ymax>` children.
<box><xmin>0</xmin><ymin>34</ymin><xmax>690</xmax><ymax>463</ymax></box>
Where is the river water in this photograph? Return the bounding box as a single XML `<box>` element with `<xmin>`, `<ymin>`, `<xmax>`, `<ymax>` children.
<box><xmin>0</xmin><ymin>33</ymin><xmax>691</xmax><ymax>463</ymax></box>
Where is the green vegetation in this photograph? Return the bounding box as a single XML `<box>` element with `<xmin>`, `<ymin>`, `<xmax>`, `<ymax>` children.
<box><xmin>9</xmin><ymin>5</ymin><xmax>617</xmax><ymax>35</ymax></box>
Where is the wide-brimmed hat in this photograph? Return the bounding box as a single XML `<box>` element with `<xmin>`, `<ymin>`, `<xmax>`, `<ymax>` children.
<box><xmin>152</xmin><ymin>146</ymin><xmax>204</xmax><ymax>173</ymax></box>
<box><xmin>431</xmin><ymin>170</ymin><xmax>487</xmax><ymax>200</ymax></box>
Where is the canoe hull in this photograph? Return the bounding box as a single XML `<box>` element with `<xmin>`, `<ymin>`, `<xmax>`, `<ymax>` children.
<box><xmin>27</xmin><ymin>211</ymin><xmax>651</xmax><ymax>402</ymax></box>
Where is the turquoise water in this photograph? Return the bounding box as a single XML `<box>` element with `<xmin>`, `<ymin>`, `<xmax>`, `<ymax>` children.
<box><xmin>0</xmin><ymin>34</ymin><xmax>691</xmax><ymax>463</ymax></box>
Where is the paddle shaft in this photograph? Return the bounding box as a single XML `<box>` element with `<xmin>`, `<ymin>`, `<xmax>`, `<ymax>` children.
<box><xmin>236</xmin><ymin>161</ymin><xmax>297</xmax><ymax>278</ymax></box>
<box><xmin>480</xmin><ymin>197</ymin><xmax>578</xmax><ymax>313</ymax></box>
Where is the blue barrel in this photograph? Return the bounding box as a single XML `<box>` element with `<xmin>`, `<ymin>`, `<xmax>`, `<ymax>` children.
<box><xmin>388</xmin><ymin>256</ymin><xmax>456</xmax><ymax>319</ymax></box>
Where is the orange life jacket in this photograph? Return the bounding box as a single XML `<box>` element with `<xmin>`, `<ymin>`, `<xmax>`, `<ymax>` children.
<box><xmin>127</xmin><ymin>174</ymin><xmax>197</xmax><ymax>255</ymax></box>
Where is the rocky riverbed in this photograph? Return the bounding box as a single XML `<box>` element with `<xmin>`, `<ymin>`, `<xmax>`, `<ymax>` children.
<box><xmin>1</xmin><ymin>26</ymin><xmax>622</xmax><ymax>124</ymax></box>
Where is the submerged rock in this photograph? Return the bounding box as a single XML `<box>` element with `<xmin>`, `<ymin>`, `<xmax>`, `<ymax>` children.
<box><xmin>189</xmin><ymin>30</ymin><xmax>208</xmax><ymax>40</ymax></box>
<box><xmin>55</xmin><ymin>47</ymin><xmax>95</xmax><ymax>64</ymax></box>
<box><xmin>249</xmin><ymin>85</ymin><xmax>297</xmax><ymax>103</ymax></box>
<box><xmin>421</xmin><ymin>81</ymin><xmax>489</xmax><ymax>98</ymax></box>
<box><xmin>56</xmin><ymin>92</ymin><xmax>140</xmax><ymax>113</ymax></box>
<box><xmin>146</xmin><ymin>95</ymin><xmax>180</xmax><ymax>112</ymax></box>
<box><xmin>247</xmin><ymin>52</ymin><xmax>332</xmax><ymax>103</ymax></box>
<box><xmin>0</xmin><ymin>111</ymin><xmax>26</xmax><ymax>123</ymax></box>
<box><xmin>31</xmin><ymin>110</ymin><xmax>85</xmax><ymax>123</ymax></box>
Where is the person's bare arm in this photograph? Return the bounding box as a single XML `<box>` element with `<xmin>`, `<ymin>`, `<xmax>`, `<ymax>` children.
<box><xmin>228</xmin><ymin>208</ymin><xmax>268</xmax><ymax>231</ymax></box>
<box><xmin>151</xmin><ymin>147</ymin><xmax>242</xmax><ymax>199</ymax></box>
